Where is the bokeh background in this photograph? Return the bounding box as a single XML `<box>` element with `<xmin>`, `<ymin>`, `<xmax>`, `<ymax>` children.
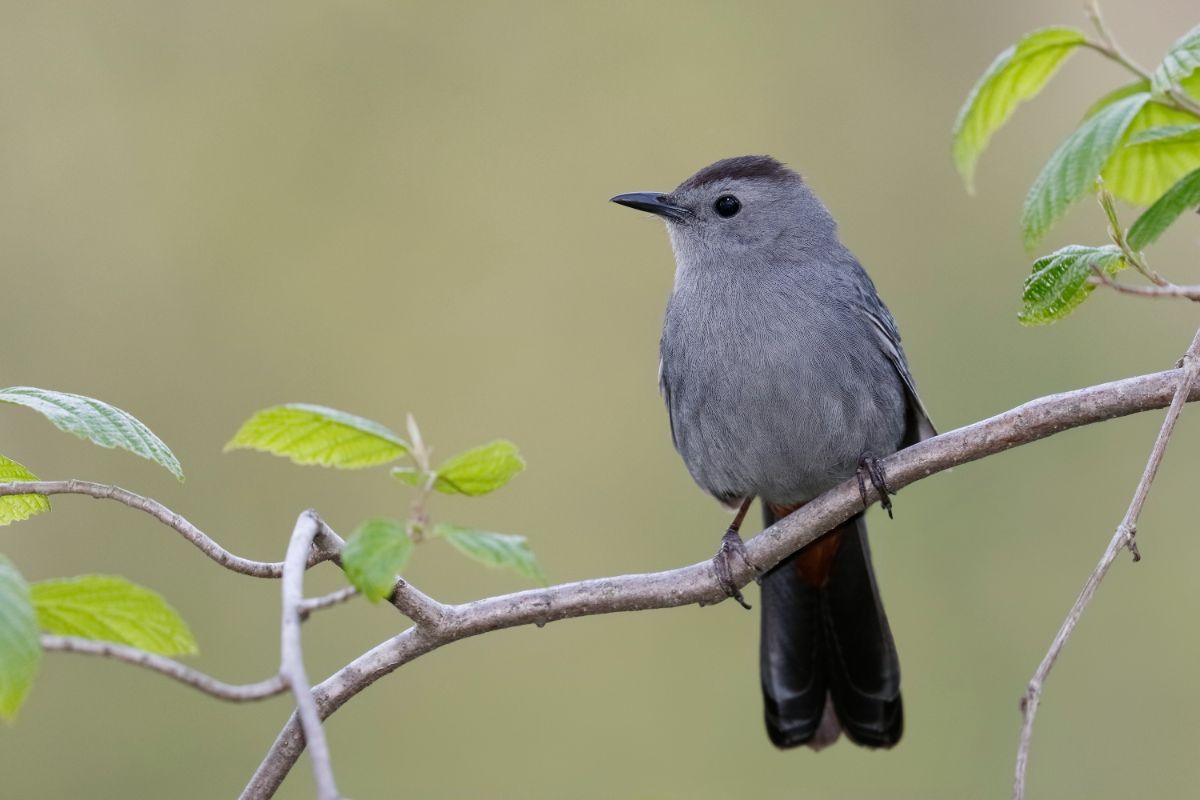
<box><xmin>2</xmin><ymin>1</ymin><xmax>1199</xmax><ymax>797</ymax></box>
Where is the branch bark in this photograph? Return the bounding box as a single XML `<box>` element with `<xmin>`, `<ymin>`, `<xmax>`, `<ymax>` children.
<box><xmin>3</xmin><ymin>366</ymin><xmax>1196</xmax><ymax>797</ymax></box>
<box><xmin>1012</xmin><ymin>330</ymin><xmax>1200</xmax><ymax>800</ymax></box>
<box><xmin>1090</xmin><ymin>269</ymin><xmax>1200</xmax><ymax>301</ymax></box>
<box><xmin>0</xmin><ymin>480</ymin><xmax>307</xmax><ymax>577</ymax></box>
<box><xmin>40</xmin><ymin>635</ymin><xmax>288</xmax><ymax>702</ymax></box>
<box><xmin>280</xmin><ymin>511</ymin><xmax>341</xmax><ymax>800</ymax></box>
<box><xmin>239</xmin><ymin>366</ymin><xmax>1200</xmax><ymax>798</ymax></box>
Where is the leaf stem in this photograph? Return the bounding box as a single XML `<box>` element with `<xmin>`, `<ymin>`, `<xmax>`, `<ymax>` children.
<box><xmin>1083</xmin><ymin>1</ymin><xmax>1151</xmax><ymax>80</ymax></box>
<box><xmin>1095</xmin><ymin>181</ymin><xmax>1166</xmax><ymax>285</ymax></box>
<box><xmin>1082</xmin><ymin>1</ymin><xmax>1200</xmax><ymax>118</ymax></box>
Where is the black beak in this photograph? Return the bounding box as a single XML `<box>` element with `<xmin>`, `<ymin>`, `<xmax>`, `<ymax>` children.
<box><xmin>610</xmin><ymin>192</ymin><xmax>691</xmax><ymax>222</ymax></box>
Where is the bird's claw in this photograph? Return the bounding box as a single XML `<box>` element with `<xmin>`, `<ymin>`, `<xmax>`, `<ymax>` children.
<box><xmin>713</xmin><ymin>527</ymin><xmax>759</xmax><ymax>610</ymax></box>
<box><xmin>857</xmin><ymin>453</ymin><xmax>894</xmax><ymax>518</ymax></box>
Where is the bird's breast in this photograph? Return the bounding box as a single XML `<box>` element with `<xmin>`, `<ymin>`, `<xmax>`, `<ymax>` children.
<box><xmin>659</xmin><ymin>279</ymin><xmax>905</xmax><ymax>507</ymax></box>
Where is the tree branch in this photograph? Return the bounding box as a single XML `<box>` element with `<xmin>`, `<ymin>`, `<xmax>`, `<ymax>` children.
<box><xmin>280</xmin><ymin>511</ymin><xmax>341</xmax><ymax>800</ymax></box>
<box><xmin>1012</xmin><ymin>329</ymin><xmax>1200</xmax><ymax>800</ymax></box>
<box><xmin>40</xmin><ymin>635</ymin><xmax>288</xmax><ymax>702</ymax></box>
<box><xmin>241</xmin><ymin>366</ymin><xmax>1200</xmax><ymax>798</ymax></box>
<box><xmin>1090</xmin><ymin>267</ymin><xmax>1200</xmax><ymax>301</ymax></box>
<box><xmin>0</xmin><ymin>480</ymin><xmax>303</xmax><ymax>577</ymax></box>
<box><xmin>300</xmin><ymin>586</ymin><xmax>359</xmax><ymax>619</ymax></box>
<box><xmin>304</xmin><ymin>521</ymin><xmax>449</xmax><ymax>628</ymax></box>
<box><xmin>0</xmin><ymin>480</ymin><xmax>450</xmax><ymax>628</ymax></box>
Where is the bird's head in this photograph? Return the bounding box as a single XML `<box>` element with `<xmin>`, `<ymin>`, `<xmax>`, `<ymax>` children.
<box><xmin>611</xmin><ymin>155</ymin><xmax>838</xmax><ymax>271</ymax></box>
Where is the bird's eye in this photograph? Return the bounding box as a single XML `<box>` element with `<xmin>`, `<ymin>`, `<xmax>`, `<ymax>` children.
<box><xmin>713</xmin><ymin>195</ymin><xmax>741</xmax><ymax>218</ymax></box>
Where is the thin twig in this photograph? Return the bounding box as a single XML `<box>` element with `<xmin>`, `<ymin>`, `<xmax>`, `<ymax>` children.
<box><xmin>0</xmin><ymin>480</ymin><xmax>297</xmax><ymax>577</ymax></box>
<box><xmin>1013</xmin><ymin>328</ymin><xmax>1200</xmax><ymax>800</ymax></box>
<box><xmin>1083</xmin><ymin>1</ymin><xmax>1200</xmax><ymax>118</ymax></box>
<box><xmin>1083</xmin><ymin>1</ymin><xmax>1152</xmax><ymax>79</ymax></box>
<box><xmin>41</xmin><ymin>635</ymin><xmax>288</xmax><ymax>702</ymax></box>
<box><xmin>242</xmin><ymin>366</ymin><xmax>1200</xmax><ymax>799</ymax></box>
<box><xmin>300</xmin><ymin>586</ymin><xmax>359</xmax><ymax>619</ymax></box>
<box><xmin>1090</xmin><ymin>267</ymin><xmax>1200</xmax><ymax>301</ymax></box>
<box><xmin>0</xmin><ymin>480</ymin><xmax>450</xmax><ymax>628</ymax></box>
<box><xmin>304</xmin><ymin>520</ymin><xmax>449</xmax><ymax>628</ymax></box>
<box><xmin>280</xmin><ymin>510</ymin><xmax>341</xmax><ymax>800</ymax></box>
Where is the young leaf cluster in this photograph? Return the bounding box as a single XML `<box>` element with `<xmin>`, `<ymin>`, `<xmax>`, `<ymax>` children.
<box><xmin>226</xmin><ymin>404</ymin><xmax>544</xmax><ymax>603</ymax></box>
<box><xmin>0</xmin><ymin>388</ymin><xmax>192</xmax><ymax>719</ymax></box>
<box><xmin>953</xmin><ymin>14</ymin><xmax>1200</xmax><ymax>324</ymax></box>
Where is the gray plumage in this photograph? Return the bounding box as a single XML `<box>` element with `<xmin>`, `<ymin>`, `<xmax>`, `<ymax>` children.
<box><xmin>657</xmin><ymin>156</ymin><xmax>933</xmax><ymax>508</ymax></box>
<box><xmin>613</xmin><ymin>154</ymin><xmax>935</xmax><ymax>750</ymax></box>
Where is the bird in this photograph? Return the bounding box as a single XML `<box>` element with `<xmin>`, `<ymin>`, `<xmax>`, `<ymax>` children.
<box><xmin>611</xmin><ymin>155</ymin><xmax>935</xmax><ymax>750</ymax></box>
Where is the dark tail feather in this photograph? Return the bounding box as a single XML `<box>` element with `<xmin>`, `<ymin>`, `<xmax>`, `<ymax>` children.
<box><xmin>759</xmin><ymin>507</ymin><xmax>903</xmax><ymax>749</ymax></box>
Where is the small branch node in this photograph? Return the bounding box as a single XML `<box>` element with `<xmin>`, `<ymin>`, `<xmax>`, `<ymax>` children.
<box><xmin>1019</xmin><ymin>681</ymin><xmax>1040</xmax><ymax>715</ymax></box>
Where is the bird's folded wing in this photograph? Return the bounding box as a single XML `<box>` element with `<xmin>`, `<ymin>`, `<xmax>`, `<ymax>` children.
<box><xmin>862</xmin><ymin>306</ymin><xmax>937</xmax><ymax>445</ymax></box>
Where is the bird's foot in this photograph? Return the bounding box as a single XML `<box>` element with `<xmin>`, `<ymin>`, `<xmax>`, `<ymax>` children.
<box><xmin>857</xmin><ymin>453</ymin><xmax>894</xmax><ymax>519</ymax></box>
<box><xmin>713</xmin><ymin>526</ymin><xmax>759</xmax><ymax>610</ymax></box>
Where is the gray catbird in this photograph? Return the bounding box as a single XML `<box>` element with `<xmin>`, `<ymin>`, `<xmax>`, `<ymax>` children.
<box><xmin>611</xmin><ymin>155</ymin><xmax>935</xmax><ymax>750</ymax></box>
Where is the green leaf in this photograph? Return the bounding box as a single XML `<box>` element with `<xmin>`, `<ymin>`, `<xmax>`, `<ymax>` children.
<box><xmin>0</xmin><ymin>455</ymin><xmax>49</xmax><ymax>526</ymax></box>
<box><xmin>0</xmin><ymin>556</ymin><xmax>40</xmax><ymax>721</ymax></box>
<box><xmin>433</xmin><ymin>523</ymin><xmax>546</xmax><ymax>584</ymax></box>
<box><xmin>952</xmin><ymin>27</ymin><xmax>1087</xmax><ymax>193</ymax></box>
<box><xmin>1102</xmin><ymin>100</ymin><xmax>1200</xmax><ymax>205</ymax></box>
<box><xmin>1021</xmin><ymin>93</ymin><xmax>1150</xmax><ymax>249</ymax></box>
<box><xmin>1127</xmin><ymin>168</ymin><xmax>1200</xmax><ymax>251</ymax></box>
<box><xmin>427</xmin><ymin>440</ymin><xmax>525</xmax><ymax>497</ymax></box>
<box><xmin>30</xmin><ymin>575</ymin><xmax>197</xmax><ymax>656</ymax></box>
<box><xmin>390</xmin><ymin>467</ymin><xmax>428</xmax><ymax>489</ymax></box>
<box><xmin>1082</xmin><ymin>80</ymin><xmax>1151</xmax><ymax>120</ymax></box>
<box><xmin>1019</xmin><ymin>245</ymin><xmax>1125</xmax><ymax>325</ymax></box>
<box><xmin>1151</xmin><ymin>24</ymin><xmax>1200</xmax><ymax>95</ymax></box>
<box><xmin>0</xmin><ymin>387</ymin><xmax>183</xmax><ymax>481</ymax></box>
<box><xmin>225</xmin><ymin>404</ymin><xmax>409</xmax><ymax>469</ymax></box>
<box><xmin>1127</xmin><ymin>124</ymin><xmax>1200</xmax><ymax>146</ymax></box>
<box><xmin>341</xmin><ymin>518</ymin><xmax>413</xmax><ymax>603</ymax></box>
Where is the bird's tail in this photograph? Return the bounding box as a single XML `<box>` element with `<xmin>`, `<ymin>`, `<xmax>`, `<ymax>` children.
<box><xmin>759</xmin><ymin>506</ymin><xmax>902</xmax><ymax>749</ymax></box>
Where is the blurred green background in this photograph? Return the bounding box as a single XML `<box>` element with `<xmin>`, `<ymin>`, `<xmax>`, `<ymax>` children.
<box><xmin>2</xmin><ymin>1</ymin><xmax>1199</xmax><ymax>797</ymax></box>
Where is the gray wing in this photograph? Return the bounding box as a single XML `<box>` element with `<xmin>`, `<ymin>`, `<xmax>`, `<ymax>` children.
<box><xmin>657</xmin><ymin>356</ymin><xmax>679</xmax><ymax>448</ymax></box>
<box><xmin>859</xmin><ymin>297</ymin><xmax>936</xmax><ymax>446</ymax></box>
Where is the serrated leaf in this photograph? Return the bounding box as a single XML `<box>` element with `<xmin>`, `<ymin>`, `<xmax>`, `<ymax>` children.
<box><xmin>342</xmin><ymin>518</ymin><xmax>413</xmax><ymax>603</ymax></box>
<box><xmin>0</xmin><ymin>455</ymin><xmax>49</xmax><ymax>526</ymax></box>
<box><xmin>1022</xmin><ymin>93</ymin><xmax>1150</xmax><ymax>249</ymax></box>
<box><xmin>953</xmin><ymin>27</ymin><xmax>1087</xmax><ymax>192</ymax></box>
<box><xmin>0</xmin><ymin>387</ymin><xmax>183</xmax><ymax>481</ymax></box>
<box><xmin>30</xmin><ymin>575</ymin><xmax>196</xmax><ymax>656</ymax></box>
<box><xmin>433</xmin><ymin>523</ymin><xmax>546</xmax><ymax>584</ymax></box>
<box><xmin>1127</xmin><ymin>168</ymin><xmax>1200</xmax><ymax>251</ymax></box>
<box><xmin>1083</xmin><ymin>80</ymin><xmax>1151</xmax><ymax>120</ymax></box>
<box><xmin>1102</xmin><ymin>100</ymin><xmax>1200</xmax><ymax>205</ymax></box>
<box><xmin>1019</xmin><ymin>245</ymin><xmax>1125</xmax><ymax>325</ymax></box>
<box><xmin>1127</xmin><ymin>124</ymin><xmax>1200</xmax><ymax>146</ymax></box>
<box><xmin>1151</xmin><ymin>24</ymin><xmax>1200</xmax><ymax>95</ymax></box>
<box><xmin>225</xmin><ymin>404</ymin><xmax>409</xmax><ymax>469</ymax></box>
<box><xmin>0</xmin><ymin>556</ymin><xmax>40</xmax><ymax>721</ymax></box>
<box><xmin>430</xmin><ymin>440</ymin><xmax>525</xmax><ymax>497</ymax></box>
